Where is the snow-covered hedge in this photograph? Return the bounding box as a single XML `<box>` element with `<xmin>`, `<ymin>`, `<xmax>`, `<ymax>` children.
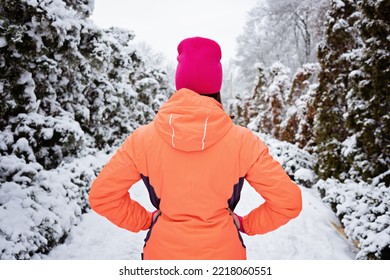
<box><xmin>0</xmin><ymin>151</ymin><xmax>110</xmax><ymax>259</ymax></box>
<box><xmin>0</xmin><ymin>0</ymin><xmax>172</xmax><ymax>260</ymax></box>
<box><xmin>316</xmin><ymin>173</ymin><xmax>390</xmax><ymax>260</ymax></box>
<box><xmin>255</xmin><ymin>135</ymin><xmax>390</xmax><ymax>260</ymax></box>
<box><xmin>259</xmin><ymin>133</ymin><xmax>317</xmax><ymax>188</ymax></box>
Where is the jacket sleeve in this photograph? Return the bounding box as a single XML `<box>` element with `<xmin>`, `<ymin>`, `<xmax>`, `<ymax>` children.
<box><xmin>241</xmin><ymin>132</ymin><xmax>302</xmax><ymax>236</ymax></box>
<box><xmin>88</xmin><ymin>134</ymin><xmax>152</xmax><ymax>232</ymax></box>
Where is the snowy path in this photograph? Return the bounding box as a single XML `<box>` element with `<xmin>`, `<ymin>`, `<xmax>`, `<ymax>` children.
<box><xmin>45</xmin><ymin>180</ymin><xmax>357</xmax><ymax>260</ymax></box>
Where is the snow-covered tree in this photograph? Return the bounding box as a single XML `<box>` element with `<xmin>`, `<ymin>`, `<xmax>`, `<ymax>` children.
<box><xmin>314</xmin><ymin>0</ymin><xmax>389</xmax><ymax>184</ymax></box>
<box><xmin>80</xmin><ymin>27</ymin><xmax>171</xmax><ymax>149</ymax></box>
<box><xmin>64</xmin><ymin>0</ymin><xmax>95</xmax><ymax>17</ymax></box>
<box><xmin>235</xmin><ymin>0</ymin><xmax>329</xmax><ymax>93</ymax></box>
<box><xmin>247</xmin><ymin>65</ymin><xmax>267</xmax><ymax>121</ymax></box>
<box><xmin>280</xmin><ymin>63</ymin><xmax>319</xmax><ymax>150</ymax></box>
<box><xmin>227</xmin><ymin>91</ymin><xmax>249</xmax><ymax>126</ymax></box>
<box><xmin>344</xmin><ymin>0</ymin><xmax>390</xmax><ymax>183</ymax></box>
<box><xmin>248</xmin><ymin>62</ymin><xmax>291</xmax><ymax>139</ymax></box>
<box><xmin>313</xmin><ymin>0</ymin><xmax>363</xmax><ymax>181</ymax></box>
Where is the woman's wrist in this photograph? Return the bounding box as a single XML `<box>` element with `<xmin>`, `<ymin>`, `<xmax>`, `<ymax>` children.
<box><xmin>236</xmin><ymin>214</ymin><xmax>246</xmax><ymax>234</ymax></box>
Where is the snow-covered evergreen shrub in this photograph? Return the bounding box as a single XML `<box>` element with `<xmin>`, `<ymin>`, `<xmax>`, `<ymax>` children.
<box><xmin>0</xmin><ymin>0</ymin><xmax>97</xmax><ymax>167</ymax></box>
<box><xmin>7</xmin><ymin>112</ymin><xmax>85</xmax><ymax>169</ymax></box>
<box><xmin>316</xmin><ymin>173</ymin><xmax>390</xmax><ymax>260</ymax></box>
<box><xmin>0</xmin><ymin>151</ymin><xmax>110</xmax><ymax>259</ymax></box>
<box><xmin>259</xmin><ymin>133</ymin><xmax>317</xmax><ymax>188</ymax></box>
<box><xmin>0</xmin><ymin>0</ymin><xmax>172</xmax><ymax>259</ymax></box>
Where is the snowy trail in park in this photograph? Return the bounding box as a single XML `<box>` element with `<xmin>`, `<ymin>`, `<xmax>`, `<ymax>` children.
<box><xmin>45</xmin><ymin>180</ymin><xmax>357</xmax><ymax>260</ymax></box>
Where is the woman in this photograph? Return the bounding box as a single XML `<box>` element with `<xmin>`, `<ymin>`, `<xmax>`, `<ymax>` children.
<box><xmin>89</xmin><ymin>36</ymin><xmax>302</xmax><ymax>260</ymax></box>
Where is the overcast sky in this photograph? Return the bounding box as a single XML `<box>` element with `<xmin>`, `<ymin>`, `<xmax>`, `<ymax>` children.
<box><xmin>91</xmin><ymin>0</ymin><xmax>258</xmax><ymax>65</ymax></box>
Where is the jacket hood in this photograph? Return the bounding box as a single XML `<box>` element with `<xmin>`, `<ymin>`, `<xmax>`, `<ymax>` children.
<box><xmin>154</xmin><ymin>89</ymin><xmax>233</xmax><ymax>152</ymax></box>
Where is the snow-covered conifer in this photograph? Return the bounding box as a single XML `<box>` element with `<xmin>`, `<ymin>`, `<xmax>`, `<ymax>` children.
<box><xmin>313</xmin><ymin>0</ymin><xmax>362</xmax><ymax>180</ymax></box>
<box><xmin>248</xmin><ymin>62</ymin><xmax>291</xmax><ymax>139</ymax></box>
<box><xmin>344</xmin><ymin>0</ymin><xmax>390</xmax><ymax>184</ymax></box>
<box><xmin>280</xmin><ymin>63</ymin><xmax>319</xmax><ymax>150</ymax></box>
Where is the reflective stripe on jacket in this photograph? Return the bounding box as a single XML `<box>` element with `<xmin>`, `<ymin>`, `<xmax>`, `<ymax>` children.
<box><xmin>89</xmin><ymin>88</ymin><xmax>302</xmax><ymax>259</ymax></box>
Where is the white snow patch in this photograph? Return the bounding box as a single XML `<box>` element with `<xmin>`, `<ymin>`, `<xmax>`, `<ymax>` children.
<box><xmin>0</xmin><ymin>37</ymin><xmax>7</xmax><ymax>48</ymax></box>
<box><xmin>295</xmin><ymin>168</ymin><xmax>316</xmax><ymax>183</ymax></box>
<box><xmin>341</xmin><ymin>135</ymin><xmax>357</xmax><ymax>157</ymax></box>
<box><xmin>333</xmin><ymin>0</ymin><xmax>346</xmax><ymax>8</ymax></box>
<box><xmin>45</xmin><ymin>181</ymin><xmax>356</xmax><ymax>260</ymax></box>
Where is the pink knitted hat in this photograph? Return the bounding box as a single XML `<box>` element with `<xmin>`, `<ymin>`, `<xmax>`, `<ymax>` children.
<box><xmin>175</xmin><ymin>37</ymin><xmax>223</xmax><ymax>94</ymax></box>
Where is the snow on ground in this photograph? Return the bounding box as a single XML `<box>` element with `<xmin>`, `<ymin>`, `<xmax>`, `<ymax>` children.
<box><xmin>45</xmin><ymin>180</ymin><xmax>357</xmax><ymax>260</ymax></box>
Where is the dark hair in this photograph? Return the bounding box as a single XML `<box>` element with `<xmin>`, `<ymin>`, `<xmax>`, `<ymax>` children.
<box><xmin>200</xmin><ymin>92</ymin><xmax>221</xmax><ymax>103</ymax></box>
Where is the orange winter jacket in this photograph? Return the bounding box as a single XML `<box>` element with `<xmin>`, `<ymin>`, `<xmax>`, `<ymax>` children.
<box><xmin>89</xmin><ymin>88</ymin><xmax>302</xmax><ymax>260</ymax></box>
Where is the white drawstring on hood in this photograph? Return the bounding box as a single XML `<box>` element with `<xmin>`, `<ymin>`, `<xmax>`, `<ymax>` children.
<box><xmin>201</xmin><ymin>116</ymin><xmax>209</xmax><ymax>150</ymax></box>
<box><xmin>169</xmin><ymin>114</ymin><xmax>176</xmax><ymax>148</ymax></box>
